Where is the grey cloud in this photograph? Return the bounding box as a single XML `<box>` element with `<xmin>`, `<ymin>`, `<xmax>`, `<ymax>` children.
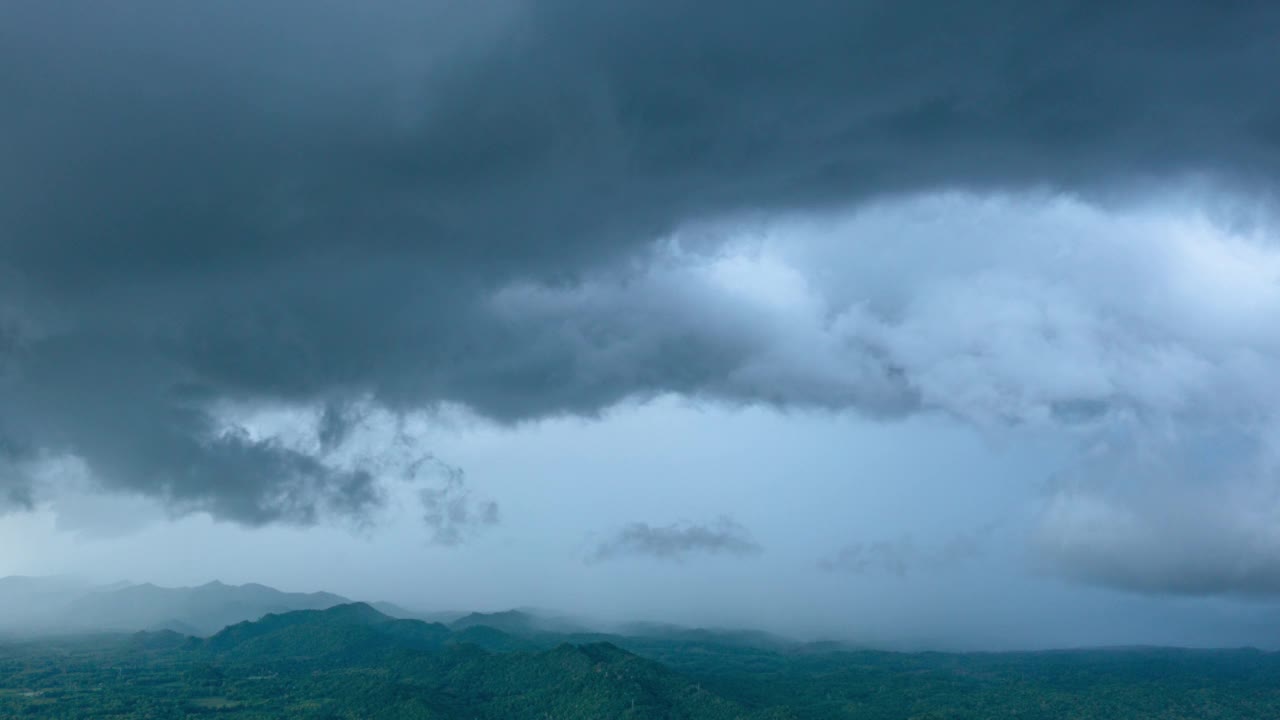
<box><xmin>487</xmin><ymin>264</ymin><xmax>921</xmax><ymax>416</ymax></box>
<box><xmin>0</xmin><ymin>422</ymin><xmax>33</xmax><ymax>513</ymax></box>
<box><xmin>0</xmin><ymin>472</ymin><xmax>34</xmax><ymax>513</ymax></box>
<box><xmin>589</xmin><ymin>517</ymin><xmax>762</xmax><ymax>563</ymax></box>
<box><xmin>1036</xmin><ymin>429</ymin><xmax>1280</xmax><ymax>597</ymax></box>
<box><xmin>0</xmin><ymin>338</ymin><xmax>383</xmax><ymax>527</ymax></box>
<box><xmin>820</xmin><ymin>540</ymin><xmax>917</xmax><ymax>577</ymax></box>
<box><xmin>412</xmin><ymin>457</ymin><xmax>499</xmax><ymax>547</ymax></box>
<box><xmin>521</xmin><ymin>194</ymin><xmax>1280</xmax><ymax>596</ymax></box>
<box><xmin>316</xmin><ymin>402</ymin><xmax>369</xmax><ymax>453</ymax></box>
<box><xmin>821</xmin><ymin>527</ymin><xmax>993</xmax><ymax>576</ymax></box>
<box><xmin>5</xmin><ymin>1</ymin><xmax>1280</xmax><ymax>526</ymax></box>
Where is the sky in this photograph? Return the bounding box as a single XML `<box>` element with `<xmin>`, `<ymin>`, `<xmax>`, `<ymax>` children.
<box><xmin>4</xmin><ymin>1</ymin><xmax>1280</xmax><ymax>650</ymax></box>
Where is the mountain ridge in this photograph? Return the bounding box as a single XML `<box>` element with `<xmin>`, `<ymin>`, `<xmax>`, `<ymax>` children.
<box><xmin>181</xmin><ymin>603</ymin><xmax>775</xmax><ymax>718</ymax></box>
<box><xmin>7</xmin><ymin>599</ymin><xmax>1280</xmax><ymax>718</ymax></box>
<box><xmin>0</xmin><ymin>576</ymin><xmax>359</xmax><ymax>636</ymax></box>
<box><xmin>0</xmin><ymin>575</ymin><xmax>814</xmax><ymax>651</ymax></box>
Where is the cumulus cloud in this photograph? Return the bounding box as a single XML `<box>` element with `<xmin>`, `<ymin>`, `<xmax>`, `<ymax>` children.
<box><xmin>589</xmin><ymin>517</ymin><xmax>762</xmax><ymax>563</ymax></box>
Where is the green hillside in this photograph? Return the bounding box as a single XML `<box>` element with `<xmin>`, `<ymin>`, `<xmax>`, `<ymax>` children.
<box><xmin>3</xmin><ymin>604</ymin><xmax>1280</xmax><ymax>719</ymax></box>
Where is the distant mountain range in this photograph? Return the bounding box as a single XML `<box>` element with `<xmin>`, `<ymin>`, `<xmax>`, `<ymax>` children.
<box><xmin>0</xmin><ymin>576</ymin><xmax>814</xmax><ymax>656</ymax></box>
<box><xmin>0</xmin><ymin>576</ymin><xmax>431</xmax><ymax>636</ymax></box>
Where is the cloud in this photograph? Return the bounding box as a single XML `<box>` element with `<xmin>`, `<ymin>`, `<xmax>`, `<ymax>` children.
<box><xmin>820</xmin><ymin>540</ymin><xmax>917</xmax><ymax>577</ymax></box>
<box><xmin>509</xmin><ymin>194</ymin><xmax>1280</xmax><ymax>595</ymax></box>
<box><xmin>4</xmin><ymin>0</ymin><xmax>1280</xmax><ymax>539</ymax></box>
<box><xmin>820</xmin><ymin>526</ymin><xmax>994</xmax><ymax>577</ymax></box>
<box><xmin>412</xmin><ymin>457</ymin><xmax>499</xmax><ymax>547</ymax></box>
<box><xmin>589</xmin><ymin>517</ymin><xmax>762</xmax><ymax>563</ymax></box>
<box><xmin>1035</xmin><ymin>427</ymin><xmax>1280</xmax><ymax>597</ymax></box>
<box><xmin>492</xmin><ymin>192</ymin><xmax>1280</xmax><ymax>434</ymax></box>
<box><xmin>215</xmin><ymin>402</ymin><xmax>502</xmax><ymax>542</ymax></box>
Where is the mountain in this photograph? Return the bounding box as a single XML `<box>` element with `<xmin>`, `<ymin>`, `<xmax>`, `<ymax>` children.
<box><xmin>365</xmin><ymin>601</ymin><xmax>472</xmax><ymax>626</ymax></box>
<box><xmin>191</xmin><ymin>603</ymin><xmax>778</xmax><ymax>719</ymax></box>
<box><xmin>450</xmin><ymin>608</ymin><xmax>596</xmax><ymax>637</ymax></box>
<box><xmin>8</xmin><ymin>603</ymin><xmax>1280</xmax><ymax>719</ymax></box>
<box><xmin>450</xmin><ymin>609</ymin><xmax>542</xmax><ymax>634</ymax></box>
<box><xmin>449</xmin><ymin>622</ymin><xmax>542</xmax><ymax>652</ymax></box>
<box><xmin>0</xmin><ymin>575</ymin><xmax>800</xmax><ymax>652</ymax></box>
<box><xmin>0</xmin><ymin>576</ymin><xmax>352</xmax><ymax>636</ymax></box>
<box><xmin>62</xmin><ymin>580</ymin><xmax>351</xmax><ymax>636</ymax></box>
<box><xmin>615</xmin><ymin>622</ymin><xmax>798</xmax><ymax>651</ymax></box>
<box><xmin>204</xmin><ymin>603</ymin><xmax>545</xmax><ymax>661</ymax></box>
<box><xmin>204</xmin><ymin>603</ymin><xmax>447</xmax><ymax>661</ymax></box>
<box><xmin>0</xmin><ymin>575</ymin><xmax>92</xmax><ymax>626</ymax></box>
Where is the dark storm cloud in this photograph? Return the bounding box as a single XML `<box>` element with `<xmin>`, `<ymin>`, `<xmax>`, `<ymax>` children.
<box><xmin>589</xmin><ymin>517</ymin><xmax>762</xmax><ymax>562</ymax></box>
<box><xmin>3</xmin><ymin>1</ymin><xmax>1280</xmax><ymax>526</ymax></box>
<box><xmin>317</xmin><ymin>402</ymin><xmax>369</xmax><ymax>453</ymax></box>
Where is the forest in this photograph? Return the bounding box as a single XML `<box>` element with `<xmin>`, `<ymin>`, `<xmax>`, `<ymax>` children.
<box><xmin>2</xmin><ymin>603</ymin><xmax>1278</xmax><ymax>719</ymax></box>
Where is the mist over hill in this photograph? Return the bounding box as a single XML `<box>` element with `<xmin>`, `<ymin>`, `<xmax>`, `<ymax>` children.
<box><xmin>0</xmin><ymin>576</ymin><xmax>418</xmax><ymax>636</ymax></box>
<box><xmin>4</xmin><ymin>601</ymin><xmax>1280</xmax><ymax>718</ymax></box>
<box><xmin>0</xmin><ymin>576</ymin><xmax>797</xmax><ymax>649</ymax></box>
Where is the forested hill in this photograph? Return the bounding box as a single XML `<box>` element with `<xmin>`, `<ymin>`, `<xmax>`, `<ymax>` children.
<box><xmin>3</xmin><ymin>603</ymin><xmax>1280</xmax><ymax>718</ymax></box>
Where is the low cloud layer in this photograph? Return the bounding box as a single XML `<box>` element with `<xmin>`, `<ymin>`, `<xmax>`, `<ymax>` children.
<box><xmin>589</xmin><ymin>517</ymin><xmax>762</xmax><ymax>563</ymax></box>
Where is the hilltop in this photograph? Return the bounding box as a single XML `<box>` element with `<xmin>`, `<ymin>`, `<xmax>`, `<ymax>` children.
<box><xmin>187</xmin><ymin>603</ymin><xmax>775</xmax><ymax>718</ymax></box>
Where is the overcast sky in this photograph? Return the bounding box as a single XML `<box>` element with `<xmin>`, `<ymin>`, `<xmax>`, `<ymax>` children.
<box><xmin>4</xmin><ymin>1</ymin><xmax>1280</xmax><ymax>650</ymax></box>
